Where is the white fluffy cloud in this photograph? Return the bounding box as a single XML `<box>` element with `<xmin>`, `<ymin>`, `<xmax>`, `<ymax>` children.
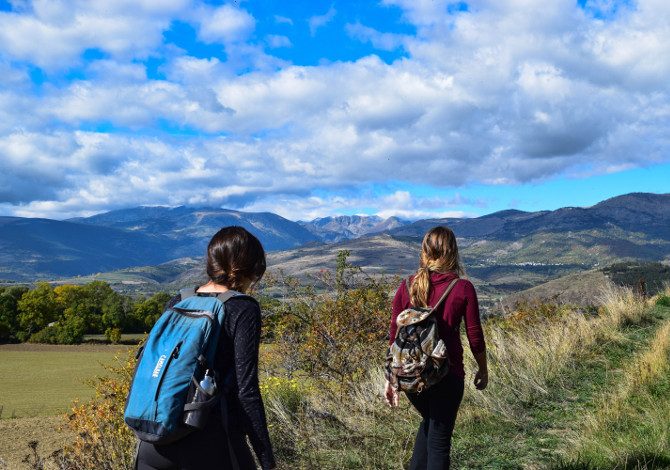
<box><xmin>197</xmin><ymin>4</ymin><xmax>255</xmax><ymax>44</ymax></box>
<box><xmin>0</xmin><ymin>0</ymin><xmax>192</xmax><ymax>69</ymax></box>
<box><xmin>0</xmin><ymin>0</ymin><xmax>669</xmax><ymax>219</ymax></box>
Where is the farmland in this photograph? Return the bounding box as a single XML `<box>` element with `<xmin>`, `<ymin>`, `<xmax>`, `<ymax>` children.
<box><xmin>0</xmin><ymin>343</ymin><xmax>131</xmax><ymax>468</ymax></box>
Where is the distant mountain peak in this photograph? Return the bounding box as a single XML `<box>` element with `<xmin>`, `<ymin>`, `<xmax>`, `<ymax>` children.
<box><xmin>299</xmin><ymin>214</ymin><xmax>410</xmax><ymax>243</ymax></box>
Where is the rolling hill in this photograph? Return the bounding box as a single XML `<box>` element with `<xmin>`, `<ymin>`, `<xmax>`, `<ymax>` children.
<box><xmin>0</xmin><ymin>217</ymin><xmax>168</xmax><ymax>280</ymax></box>
<box><xmin>0</xmin><ymin>207</ymin><xmax>320</xmax><ymax>280</ymax></box>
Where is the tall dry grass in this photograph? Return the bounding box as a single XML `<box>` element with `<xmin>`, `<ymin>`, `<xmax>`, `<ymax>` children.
<box><xmin>263</xmin><ymin>366</ymin><xmax>417</xmax><ymax>469</ymax></box>
<box><xmin>566</xmin><ymin>311</ymin><xmax>670</xmax><ymax>466</ymax></box>
<box><xmin>461</xmin><ymin>281</ymin><xmax>650</xmax><ymax>419</ymax></box>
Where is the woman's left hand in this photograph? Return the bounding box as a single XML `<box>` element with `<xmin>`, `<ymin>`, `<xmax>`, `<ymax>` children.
<box><xmin>384</xmin><ymin>380</ymin><xmax>399</xmax><ymax>407</ymax></box>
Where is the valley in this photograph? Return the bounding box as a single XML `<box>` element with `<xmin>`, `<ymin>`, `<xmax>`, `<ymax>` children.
<box><xmin>1</xmin><ymin>192</ymin><xmax>669</xmax><ymax>315</ymax></box>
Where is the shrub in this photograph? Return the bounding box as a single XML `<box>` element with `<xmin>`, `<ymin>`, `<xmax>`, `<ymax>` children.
<box><xmin>104</xmin><ymin>327</ymin><xmax>122</xmax><ymax>344</ymax></box>
<box><xmin>28</xmin><ymin>326</ymin><xmax>60</xmax><ymax>344</ymax></box>
<box><xmin>656</xmin><ymin>294</ymin><xmax>670</xmax><ymax>307</ymax></box>
<box><xmin>28</xmin><ymin>314</ymin><xmax>86</xmax><ymax>344</ymax></box>
<box><xmin>261</xmin><ymin>376</ymin><xmax>308</xmax><ymax>416</ymax></box>
<box><xmin>265</xmin><ymin>252</ymin><xmax>393</xmax><ymax>392</ymax></box>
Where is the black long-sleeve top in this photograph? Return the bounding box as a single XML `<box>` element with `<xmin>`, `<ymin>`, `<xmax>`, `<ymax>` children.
<box><xmin>167</xmin><ymin>293</ymin><xmax>276</xmax><ymax>469</ymax></box>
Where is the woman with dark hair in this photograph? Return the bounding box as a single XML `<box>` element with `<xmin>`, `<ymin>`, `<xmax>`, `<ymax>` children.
<box><xmin>136</xmin><ymin>226</ymin><xmax>276</xmax><ymax>470</ymax></box>
<box><xmin>385</xmin><ymin>226</ymin><xmax>488</xmax><ymax>470</ymax></box>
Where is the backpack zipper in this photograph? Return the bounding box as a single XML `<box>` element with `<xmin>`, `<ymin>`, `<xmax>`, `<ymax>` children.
<box><xmin>154</xmin><ymin>341</ymin><xmax>183</xmax><ymax>402</ymax></box>
<box><xmin>171</xmin><ymin>307</ymin><xmax>215</xmax><ymax>322</ymax></box>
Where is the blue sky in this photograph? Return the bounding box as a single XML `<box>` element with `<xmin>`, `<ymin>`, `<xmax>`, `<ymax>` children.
<box><xmin>0</xmin><ymin>0</ymin><xmax>668</xmax><ymax>220</ymax></box>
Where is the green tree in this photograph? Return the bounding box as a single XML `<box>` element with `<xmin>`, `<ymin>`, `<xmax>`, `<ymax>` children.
<box><xmin>101</xmin><ymin>293</ymin><xmax>131</xmax><ymax>332</ymax></box>
<box><xmin>17</xmin><ymin>282</ymin><xmax>62</xmax><ymax>341</ymax></box>
<box><xmin>81</xmin><ymin>281</ymin><xmax>119</xmax><ymax>333</ymax></box>
<box><xmin>54</xmin><ymin>282</ymin><xmax>128</xmax><ymax>335</ymax></box>
<box><xmin>0</xmin><ymin>286</ymin><xmax>28</xmax><ymax>341</ymax></box>
<box><xmin>131</xmin><ymin>292</ymin><xmax>172</xmax><ymax>331</ymax></box>
<box><xmin>55</xmin><ymin>284</ymin><xmax>100</xmax><ymax>338</ymax></box>
<box><xmin>56</xmin><ymin>309</ymin><xmax>87</xmax><ymax>343</ymax></box>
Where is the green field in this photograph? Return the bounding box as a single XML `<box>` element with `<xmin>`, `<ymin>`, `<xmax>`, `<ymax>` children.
<box><xmin>0</xmin><ymin>344</ymin><xmax>131</xmax><ymax>419</ymax></box>
<box><xmin>0</xmin><ymin>344</ymin><xmax>134</xmax><ymax>468</ymax></box>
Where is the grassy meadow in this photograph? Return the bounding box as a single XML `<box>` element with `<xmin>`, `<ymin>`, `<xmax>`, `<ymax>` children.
<box><xmin>0</xmin><ymin>344</ymin><xmax>132</xmax><ymax>419</ymax></box>
<box><xmin>0</xmin><ymin>344</ymin><xmax>131</xmax><ymax>468</ymax></box>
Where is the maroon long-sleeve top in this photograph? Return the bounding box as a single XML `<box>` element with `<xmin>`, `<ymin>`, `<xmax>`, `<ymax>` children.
<box><xmin>389</xmin><ymin>271</ymin><xmax>486</xmax><ymax>379</ymax></box>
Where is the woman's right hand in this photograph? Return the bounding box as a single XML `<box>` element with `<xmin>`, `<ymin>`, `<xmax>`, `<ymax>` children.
<box><xmin>384</xmin><ymin>380</ymin><xmax>399</xmax><ymax>407</ymax></box>
<box><xmin>474</xmin><ymin>368</ymin><xmax>488</xmax><ymax>390</ymax></box>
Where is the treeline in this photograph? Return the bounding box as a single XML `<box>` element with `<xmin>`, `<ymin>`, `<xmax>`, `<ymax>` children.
<box><xmin>602</xmin><ymin>261</ymin><xmax>670</xmax><ymax>296</ymax></box>
<box><xmin>0</xmin><ymin>281</ymin><xmax>171</xmax><ymax>344</ymax></box>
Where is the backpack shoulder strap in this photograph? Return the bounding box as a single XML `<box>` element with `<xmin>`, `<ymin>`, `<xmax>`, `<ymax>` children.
<box><xmin>215</xmin><ymin>290</ymin><xmax>258</xmax><ymax>306</ymax></box>
<box><xmin>428</xmin><ymin>278</ymin><xmax>460</xmax><ymax>314</ymax></box>
<box><xmin>180</xmin><ymin>288</ymin><xmax>256</xmax><ymax>305</ymax></box>
<box><xmin>216</xmin><ymin>290</ymin><xmax>242</xmax><ymax>303</ymax></box>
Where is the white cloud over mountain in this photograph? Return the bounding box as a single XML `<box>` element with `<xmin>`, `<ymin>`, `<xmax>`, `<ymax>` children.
<box><xmin>0</xmin><ymin>0</ymin><xmax>668</xmax><ymax>219</ymax></box>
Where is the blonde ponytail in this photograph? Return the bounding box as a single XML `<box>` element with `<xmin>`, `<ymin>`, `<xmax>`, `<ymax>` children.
<box><xmin>410</xmin><ymin>265</ymin><xmax>432</xmax><ymax>307</ymax></box>
<box><xmin>409</xmin><ymin>226</ymin><xmax>463</xmax><ymax>307</ymax></box>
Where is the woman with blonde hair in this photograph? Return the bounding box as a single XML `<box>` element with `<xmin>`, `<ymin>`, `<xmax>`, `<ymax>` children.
<box><xmin>385</xmin><ymin>226</ymin><xmax>487</xmax><ymax>470</ymax></box>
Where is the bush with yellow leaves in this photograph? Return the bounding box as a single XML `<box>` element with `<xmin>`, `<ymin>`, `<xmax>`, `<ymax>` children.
<box><xmin>264</xmin><ymin>251</ymin><xmax>394</xmax><ymax>392</ymax></box>
<box><xmin>61</xmin><ymin>349</ymin><xmax>137</xmax><ymax>470</ymax></box>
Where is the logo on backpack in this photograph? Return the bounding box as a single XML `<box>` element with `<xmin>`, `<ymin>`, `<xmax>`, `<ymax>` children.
<box><xmin>152</xmin><ymin>355</ymin><xmax>167</xmax><ymax>378</ymax></box>
<box><xmin>386</xmin><ymin>277</ymin><xmax>459</xmax><ymax>394</ymax></box>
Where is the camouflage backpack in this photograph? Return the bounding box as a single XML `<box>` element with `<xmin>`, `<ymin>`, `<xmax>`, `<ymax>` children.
<box><xmin>386</xmin><ymin>277</ymin><xmax>460</xmax><ymax>393</ymax></box>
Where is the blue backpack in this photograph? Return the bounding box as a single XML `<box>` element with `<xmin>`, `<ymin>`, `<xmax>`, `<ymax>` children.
<box><xmin>124</xmin><ymin>288</ymin><xmax>251</xmax><ymax>444</ymax></box>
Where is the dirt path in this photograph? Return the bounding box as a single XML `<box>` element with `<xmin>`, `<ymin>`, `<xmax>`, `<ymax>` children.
<box><xmin>0</xmin><ymin>416</ymin><xmax>71</xmax><ymax>469</ymax></box>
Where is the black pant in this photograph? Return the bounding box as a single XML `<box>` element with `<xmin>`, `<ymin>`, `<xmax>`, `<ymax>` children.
<box><xmin>406</xmin><ymin>374</ymin><xmax>465</xmax><ymax>470</ymax></box>
<box><xmin>135</xmin><ymin>416</ymin><xmax>256</xmax><ymax>470</ymax></box>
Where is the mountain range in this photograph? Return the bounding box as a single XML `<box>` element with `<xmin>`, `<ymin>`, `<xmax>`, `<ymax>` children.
<box><xmin>69</xmin><ymin>206</ymin><xmax>320</xmax><ymax>254</ymax></box>
<box><xmin>0</xmin><ymin>192</ymin><xmax>668</xmax><ymax>284</ymax></box>
<box><xmin>389</xmin><ymin>192</ymin><xmax>670</xmax><ymax>240</ymax></box>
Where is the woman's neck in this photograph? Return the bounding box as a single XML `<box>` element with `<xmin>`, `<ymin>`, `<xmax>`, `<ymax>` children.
<box><xmin>196</xmin><ymin>281</ymin><xmax>230</xmax><ymax>293</ymax></box>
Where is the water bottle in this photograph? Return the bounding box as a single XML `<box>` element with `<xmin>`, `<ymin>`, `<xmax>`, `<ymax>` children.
<box><xmin>183</xmin><ymin>370</ymin><xmax>217</xmax><ymax>429</ymax></box>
